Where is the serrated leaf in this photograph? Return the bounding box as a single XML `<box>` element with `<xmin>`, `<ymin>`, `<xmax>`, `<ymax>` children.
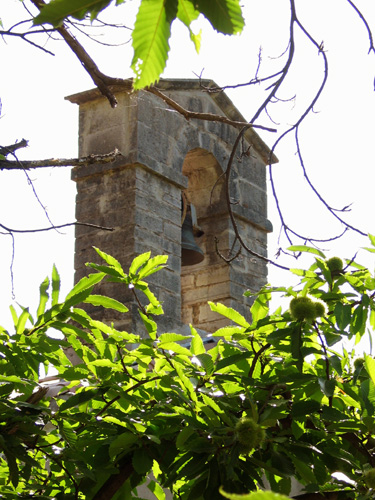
<box><xmin>132</xmin><ymin>447</ymin><xmax>153</xmax><ymax>474</ymax></box>
<box><xmin>194</xmin><ymin>0</ymin><xmax>244</xmax><ymax>34</ymax></box>
<box><xmin>131</xmin><ymin>0</ymin><xmax>178</xmax><ymax>89</ymax></box>
<box><xmin>195</xmin><ymin>353</ymin><xmax>214</xmax><ymax>375</ymax></box>
<box><xmin>365</xmin><ymin>354</ymin><xmax>375</xmax><ymax>385</ymax></box>
<box><xmin>335</xmin><ymin>302</ymin><xmax>351</xmax><ymax>330</ymax></box>
<box><xmin>368</xmin><ymin>233</ymin><xmax>375</xmax><ymax>247</ymax></box>
<box><xmin>176</xmin><ymin>426</ymin><xmax>195</xmax><ymax>449</ymax></box>
<box><xmin>287</xmin><ymin>245</ymin><xmax>326</xmax><ymax>258</ymax></box>
<box><xmin>147</xmin><ymin>479</ymin><xmax>166</xmax><ymax>500</ymax></box>
<box><xmin>137</xmin><ymin>254</ymin><xmax>168</xmax><ymax>279</ymax></box>
<box><xmin>212</xmin><ymin>326</ymin><xmax>245</xmax><ymax>337</ymax></box>
<box><xmin>190</xmin><ymin>326</ymin><xmax>205</xmax><ymax>355</ymax></box>
<box><xmin>158</xmin><ymin>342</ymin><xmax>191</xmax><ymax>356</ymax></box>
<box><xmin>318</xmin><ymin>377</ymin><xmax>336</xmax><ymax>397</ymax></box>
<box><xmin>65</xmin><ymin>272</ymin><xmax>105</xmax><ymax>301</ymax></box>
<box><xmin>94</xmin><ymin>247</ymin><xmax>124</xmax><ymax>271</ymax></box>
<box><xmin>209</xmin><ymin>302</ymin><xmax>249</xmax><ymax>327</ymax></box>
<box><xmin>139</xmin><ymin>311</ymin><xmax>157</xmax><ymax>340</ymax></box>
<box><xmin>129</xmin><ymin>251</ymin><xmax>151</xmax><ymax>276</ymax></box>
<box><xmin>15</xmin><ymin>307</ymin><xmax>32</xmax><ymax>334</ymax></box>
<box><xmin>59</xmin><ymin>388</ymin><xmax>104</xmax><ymax>411</ymax></box>
<box><xmin>351</xmin><ymin>305</ymin><xmax>366</xmax><ymax>336</ymax></box>
<box><xmin>84</xmin><ymin>295</ymin><xmax>128</xmax><ymax>312</ymax></box>
<box><xmin>250</xmin><ymin>293</ymin><xmax>270</xmax><ymax>323</ymax></box>
<box><xmin>159</xmin><ymin>332</ymin><xmax>188</xmax><ymax>343</ymax></box>
<box><xmin>37</xmin><ymin>277</ymin><xmax>50</xmax><ymax>317</ymax></box>
<box><xmin>33</xmin><ymin>0</ymin><xmax>112</xmax><ymax>26</ymax></box>
<box><xmin>109</xmin><ymin>432</ymin><xmax>138</xmax><ymax>458</ymax></box>
<box><xmin>51</xmin><ymin>264</ymin><xmax>60</xmax><ymax>305</ymax></box>
<box><xmin>215</xmin><ymin>351</ymin><xmax>252</xmax><ymax>371</ymax></box>
<box><xmin>177</xmin><ymin>0</ymin><xmax>201</xmax><ymax>52</ymax></box>
<box><xmin>0</xmin><ymin>374</ymin><xmax>27</xmax><ymax>384</ymax></box>
<box><xmin>219</xmin><ymin>488</ymin><xmax>290</xmax><ymax>500</ymax></box>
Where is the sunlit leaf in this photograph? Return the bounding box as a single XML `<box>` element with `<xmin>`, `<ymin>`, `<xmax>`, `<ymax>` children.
<box><xmin>194</xmin><ymin>0</ymin><xmax>244</xmax><ymax>34</ymax></box>
<box><xmin>287</xmin><ymin>245</ymin><xmax>326</xmax><ymax>258</ymax></box>
<box><xmin>219</xmin><ymin>488</ymin><xmax>291</xmax><ymax>500</ymax></box>
<box><xmin>84</xmin><ymin>294</ymin><xmax>128</xmax><ymax>312</ymax></box>
<box><xmin>33</xmin><ymin>0</ymin><xmax>112</xmax><ymax>26</ymax></box>
<box><xmin>37</xmin><ymin>277</ymin><xmax>50</xmax><ymax>317</ymax></box>
<box><xmin>209</xmin><ymin>302</ymin><xmax>249</xmax><ymax>327</ymax></box>
<box><xmin>131</xmin><ymin>0</ymin><xmax>178</xmax><ymax>89</ymax></box>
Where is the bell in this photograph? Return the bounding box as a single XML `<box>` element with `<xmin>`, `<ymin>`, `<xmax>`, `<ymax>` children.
<box><xmin>181</xmin><ymin>212</ymin><xmax>204</xmax><ymax>266</ymax></box>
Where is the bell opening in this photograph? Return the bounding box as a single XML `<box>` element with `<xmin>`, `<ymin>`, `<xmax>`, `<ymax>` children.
<box><xmin>181</xmin><ymin>213</ymin><xmax>204</xmax><ymax>266</ymax></box>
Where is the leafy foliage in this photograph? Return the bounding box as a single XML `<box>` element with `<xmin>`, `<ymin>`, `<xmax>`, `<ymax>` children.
<box><xmin>2</xmin><ymin>241</ymin><xmax>375</xmax><ymax>498</ymax></box>
<box><xmin>33</xmin><ymin>0</ymin><xmax>245</xmax><ymax>88</ymax></box>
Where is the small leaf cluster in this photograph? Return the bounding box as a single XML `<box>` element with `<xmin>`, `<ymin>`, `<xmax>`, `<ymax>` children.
<box><xmin>1</xmin><ymin>237</ymin><xmax>375</xmax><ymax>498</ymax></box>
<box><xmin>33</xmin><ymin>0</ymin><xmax>245</xmax><ymax>89</ymax></box>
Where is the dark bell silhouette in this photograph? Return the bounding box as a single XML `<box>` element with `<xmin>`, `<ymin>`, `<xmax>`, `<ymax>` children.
<box><xmin>181</xmin><ymin>212</ymin><xmax>204</xmax><ymax>266</ymax></box>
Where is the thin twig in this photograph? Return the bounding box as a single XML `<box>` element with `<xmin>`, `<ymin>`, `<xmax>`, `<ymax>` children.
<box><xmin>0</xmin><ymin>221</ymin><xmax>114</xmax><ymax>234</ymax></box>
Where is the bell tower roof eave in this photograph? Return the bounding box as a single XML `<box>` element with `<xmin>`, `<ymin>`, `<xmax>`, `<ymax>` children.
<box><xmin>65</xmin><ymin>78</ymin><xmax>278</xmax><ymax>166</ymax></box>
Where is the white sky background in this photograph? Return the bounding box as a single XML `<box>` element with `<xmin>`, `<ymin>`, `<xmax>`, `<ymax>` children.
<box><xmin>1</xmin><ymin>0</ymin><xmax>375</xmax><ymax>348</ymax></box>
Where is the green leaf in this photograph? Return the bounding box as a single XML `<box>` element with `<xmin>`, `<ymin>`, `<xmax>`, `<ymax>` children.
<box><xmin>368</xmin><ymin>233</ymin><xmax>375</xmax><ymax>247</ymax></box>
<box><xmin>287</xmin><ymin>245</ymin><xmax>326</xmax><ymax>258</ymax></box>
<box><xmin>139</xmin><ymin>311</ymin><xmax>157</xmax><ymax>339</ymax></box>
<box><xmin>195</xmin><ymin>353</ymin><xmax>214</xmax><ymax>375</ymax></box>
<box><xmin>109</xmin><ymin>432</ymin><xmax>138</xmax><ymax>458</ymax></box>
<box><xmin>250</xmin><ymin>293</ymin><xmax>270</xmax><ymax>323</ymax></box>
<box><xmin>33</xmin><ymin>0</ymin><xmax>112</xmax><ymax>26</ymax></box>
<box><xmin>51</xmin><ymin>264</ymin><xmax>60</xmax><ymax>305</ymax></box>
<box><xmin>318</xmin><ymin>378</ymin><xmax>336</xmax><ymax>397</ymax></box>
<box><xmin>65</xmin><ymin>272</ymin><xmax>105</xmax><ymax>301</ymax></box>
<box><xmin>177</xmin><ymin>0</ymin><xmax>201</xmax><ymax>52</ymax></box>
<box><xmin>15</xmin><ymin>307</ymin><xmax>32</xmax><ymax>334</ymax></box>
<box><xmin>94</xmin><ymin>246</ymin><xmax>125</xmax><ymax>272</ymax></box>
<box><xmin>365</xmin><ymin>354</ymin><xmax>375</xmax><ymax>385</ymax></box>
<box><xmin>215</xmin><ymin>351</ymin><xmax>253</xmax><ymax>372</ymax></box>
<box><xmin>137</xmin><ymin>254</ymin><xmax>168</xmax><ymax>279</ymax></box>
<box><xmin>147</xmin><ymin>480</ymin><xmax>166</xmax><ymax>500</ymax></box>
<box><xmin>157</xmin><ymin>341</ymin><xmax>191</xmax><ymax>356</ymax></box>
<box><xmin>132</xmin><ymin>447</ymin><xmax>153</xmax><ymax>474</ymax></box>
<box><xmin>291</xmin><ymin>400</ymin><xmax>320</xmax><ymax>417</ymax></box>
<box><xmin>59</xmin><ymin>388</ymin><xmax>105</xmax><ymax>411</ymax></box>
<box><xmin>351</xmin><ymin>305</ymin><xmax>366</xmax><ymax>336</ymax></box>
<box><xmin>84</xmin><ymin>295</ymin><xmax>128</xmax><ymax>312</ymax></box>
<box><xmin>190</xmin><ymin>326</ymin><xmax>205</xmax><ymax>355</ymax></box>
<box><xmin>176</xmin><ymin>426</ymin><xmax>196</xmax><ymax>450</ymax></box>
<box><xmin>209</xmin><ymin>302</ymin><xmax>249</xmax><ymax>327</ymax></box>
<box><xmin>131</xmin><ymin>0</ymin><xmax>178</xmax><ymax>89</ymax></box>
<box><xmin>129</xmin><ymin>252</ymin><xmax>151</xmax><ymax>277</ymax></box>
<box><xmin>334</xmin><ymin>302</ymin><xmax>351</xmax><ymax>330</ymax></box>
<box><xmin>0</xmin><ymin>374</ymin><xmax>27</xmax><ymax>384</ymax></box>
<box><xmin>158</xmin><ymin>333</ymin><xmax>188</xmax><ymax>343</ymax></box>
<box><xmin>37</xmin><ymin>276</ymin><xmax>50</xmax><ymax>317</ymax></box>
<box><xmin>194</xmin><ymin>0</ymin><xmax>244</xmax><ymax>34</ymax></box>
<box><xmin>219</xmin><ymin>489</ymin><xmax>290</xmax><ymax>500</ymax></box>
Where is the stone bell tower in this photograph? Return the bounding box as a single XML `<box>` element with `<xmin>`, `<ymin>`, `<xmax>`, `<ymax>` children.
<box><xmin>66</xmin><ymin>79</ymin><xmax>275</xmax><ymax>336</ymax></box>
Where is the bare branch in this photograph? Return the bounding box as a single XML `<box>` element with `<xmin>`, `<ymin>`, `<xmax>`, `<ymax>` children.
<box><xmin>147</xmin><ymin>86</ymin><xmax>277</xmax><ymax>132</ymax></box>
<box><xmin>222</xmin><ymin>126</ymin><xmax>290</xmax><ymax>271</ymax></box>
<box><xmin>0</xmin><ymin>149</ymin><xmax>123</xmax><ymax>170</ymax></box>
<box><xmin>346</xmin><ymin>0</ymin><xmax>375</xmax><ymax>54</ymax></box>
<box><xmin>0</xmin><ymin>221</ymin><xmax>114</xmax><ymax>235</ymax></box>
<box><xmin>0</xmin><ymin>25</ymin><xmax>55</xmax><ymax>55</ymax></box>
<box><xmin>0</xmin><ymin>139</ymin><xmax>29</xmax><ymax>156</ymax></box>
